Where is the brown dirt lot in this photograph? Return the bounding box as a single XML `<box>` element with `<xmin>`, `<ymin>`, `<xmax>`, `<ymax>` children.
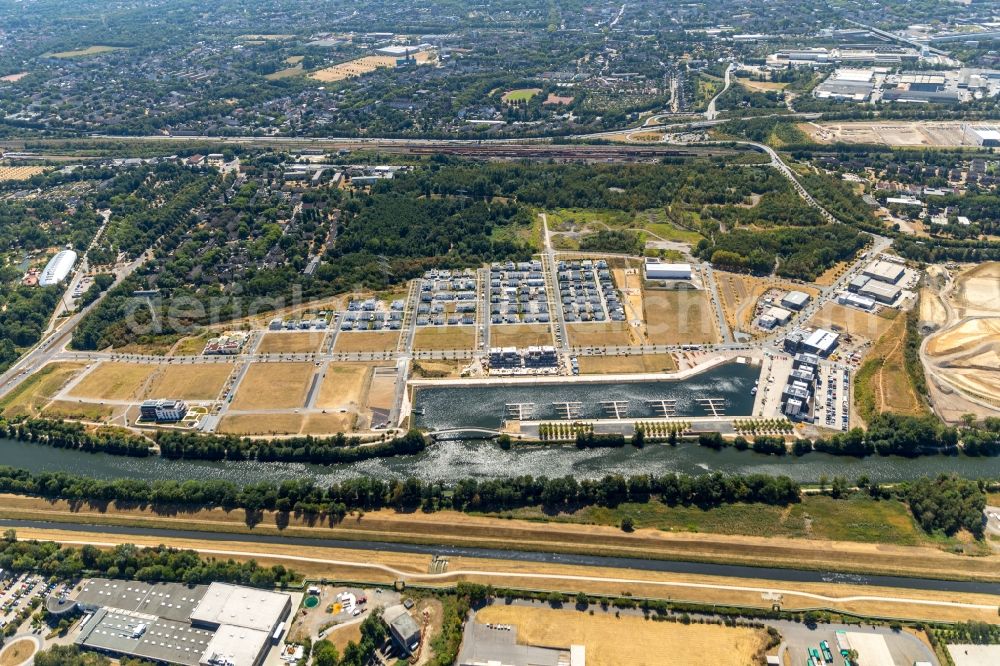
<box><xmin>0</xmin><ymin>638</ymin><xmax>37</xmax><ymax>666</ymax></box>
<box><xmin>577</xmin><ymin>354</ymin><xmax>676</xmax><ymax>374</ymax></box>
<box><xmin>144</xmin><ymin>364</ymin><xmax>234</xmax><ymax>401</ymax></box>
<box><xmin>644</xmin><ymin>289</ymin><xmax>719</xmax><ymax>344</ymax></box>
<box><xmin>333</xmin><ymin>331</ymin><xmax>400</xmax><ymax>353</ymax></box>
<box><xmin>316</xmin><ymin>364</ymin><xmax>372</xmax><ymax>410</ymax></box>
<box><xmin>954</xmin><ymin>262</ymin><xmax>1000</xmax><ymax>316</ymax></box>
<box><xmin>808</xmin><ymin>302</ymin><xmax>896</xmax><ymax>342</ymax></box>
<box><xmin>413</xmin><ymin>326</ymin><xmax>477</xmax><ymax>351</ymax></box>
<box><xmin>713</xmin><ymin>272</ymin><xmax>819</xmax><ymax>335</ymax></box>
<box><xmin>800</xmin><ymin>121</ymin><xmax>971</xmax><ymax>147</ymax></box>
<box><xmin>566</xmin><ymin>322</ymin><xmax>635</xmax><ymax>347</ymax></box>
<box><xmin>70</xmin><ymin>363</ymin><xmax>157</xmax><ymax>400</ymax></box>
<box><xmin>258</xmin><ymin>332</ymin><xmax>326</xmax><ymax>354</ymax></box>
<box><xmin>230</xmin><ymin>362</ymin><xmax>314</xmax><ymax>410</ymax></box>
<box><xmin>490</xmin><ymin>324</ymin><xmax>553</xmax><ymax>348</ymax></box>
<box><xmin>476</xmin><ymin>605</ymin><xmax>768</xmax><ymax>666</ymax></box>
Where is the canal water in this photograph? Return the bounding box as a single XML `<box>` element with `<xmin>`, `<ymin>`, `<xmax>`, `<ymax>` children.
<box><xmin>411</xmin><ymin>360</ymin><xmax>761</xmax><ymax>428</ymax></box>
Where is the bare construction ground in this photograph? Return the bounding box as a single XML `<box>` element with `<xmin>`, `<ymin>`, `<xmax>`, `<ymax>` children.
<box><xmin>257</xmin><ymin>332</ymin><xmax>326</xmax><ymax>354</ymax></box>
<box><xmin>316</xmin><ymin>364</ymin><xmax>372</xmax><ymax>410</ymax></box>
<box><xmin>333</xmin><ymin>331</ymin><xmax>400</xmax><ymax>353</ymax></box>
<box><xmin>475</xmin><ymin>605</ymin><xmax>768</xmax><ymax>666</ymax></box>
<box><xmin>926</xmin><ymin>318</ymin><xmax>1000</xmax><ymax>411</ymax></box>
<box><xmin>490</xmin><ymin>324</ymin><xmax>553</xmax><ymax>348</ymax></box>
<box><xmin>808</xmin><ymin>302</ymin><xmax>897</xmax><ymax>343</ymax></box>
<box><xmin>229</xmin><ymin>362</ymin><xmax>314</xmax><ymax>410</ymax></box>
<box><xmin>566</xmin><ymin>322</ymin><xmax>635</xmax><ymax>347</ymax></box>
<box><xmin>413</xmin><ymin>326</ymin><xmax>477</xmax><ymax>351</ymax></box>
<box><xmin>644</xmin><ymin>289</ymin><xmax>719</xmax><ymax>345</ymax></box>
<box><xmin>713</xmin><ymin>272</ymin><xmax>818</xmax><ymax>337</ymax></box>
<box><xmin>577</xmin><ymin>354</ymin><xmax>676</xmax><ymax>374</ymax></box>
<box><xmin>801</xmin><ymin>121</ymin><xmax>977</xmax><ymax>147</ymax></box>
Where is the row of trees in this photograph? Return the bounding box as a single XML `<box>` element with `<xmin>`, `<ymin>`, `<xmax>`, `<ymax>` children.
<box><xmin>0</xmin><ymin>464</ymin><xmax>802</xmax><ymax>514</ymax></box>
<box><xmin>2</xmin><ymin>419</ymin><xmax>153</xmax><ymax>457</ymax></box>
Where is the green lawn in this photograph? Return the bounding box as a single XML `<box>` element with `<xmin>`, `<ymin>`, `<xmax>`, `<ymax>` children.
<box><xmin>496</xmin><ymin>495</ymin><xmax>937</xmax><ymax>547</ymax></box>
<box><xmin>502</xmin><ymin>88</ymin><xmax>542</xmax><ymax>102</ymax></box>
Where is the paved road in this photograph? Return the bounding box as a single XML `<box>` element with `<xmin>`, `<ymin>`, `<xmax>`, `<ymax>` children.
<box><xmin>705</xmin><ymin>62</ymin><xmax>734</xmax><ymax>120</ymax></box>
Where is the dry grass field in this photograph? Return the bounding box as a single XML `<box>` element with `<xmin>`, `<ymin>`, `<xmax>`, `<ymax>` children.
<box><xmin>857</xmin><ymin>315</ymin><xmax>924</xmax><ymax>418</ymax></box>
<box><xmin>644</xmin><ymin>289</ymin><xmax>719</xmax><ymax>344</ymax></box>
<box><xmin>258</xmin><ymin>332</ymin><xmax>325</xmax><ymax>354</ymax></box>
<box><xmin>217</xmin><ymin>413</ymin><xmax>304</xmax><ymax>436</ymax></box>
<box><xmin>475</xmin><ymin>606</ymin><xmax>768</xmax><ymax>666</ymax></box>
<box><xmin>411</xmin><ymin>359</ymin><xmax>467</xmax><ymax>378</ymax></box>
<box><xmin>490</xmin><ymin>324</ymin><xmax>553</xmax><ymax>348</ymax></box>
<box><xmin>302</xmin><ymin>412</ymin><xmax>356</xmax><ymax>434</ymax></box>
<box><xmin>577</xmin><ymin>354</ymin><xmax>676</xmax><ymax>374</ymax></box>
<box><xmin>0</xmin><ymin>362</ymin><xmax>85</xmax><ymax>419</ymax></box>
<box><xmin>809</xmin><ymin>302</ymin><xmax>896</xmax><ymax>342</ymax></box>
<box><xmin>316</xmin><ymin>364</ymin><xmax>371</xmax><ymax>409</ymax></box>
<box><xmin>0</xmin><ymin>166</ymin><xmax>46</xmax><ymax>181</ymax></box>
<box><xmin>333</xmin><ymin>331</ymin><xmax>400</xmax><ymax>353</ymax></box>
<box><xmin>413</xmin><ymin>326</ymin><xmax>477</xmax><ymax>351</ymax></box>
<box><xmin>230</xmin><ymin>362</ymin><xmax>314</xmax><ymax>410</ymax></box>
<box><xmin>70</xmin><ymin>363</ymin><xmax>156</xmax><ymax>401</ymax></box>
<box><xmin>566</xmin><ymin>322</ymin><xmax>634</xmax><ymax>347</ymax></box>
<box><xmin>41</xmin><ymin>400</ymin><xmax>114</xmax><ymax>421</ymax></box>
<box><xmin>48</xmin><ymin>45</ymin><xmax>122</xmax><ymax>58</ymax></box>
<box><xmin>144</xmin><ymin>365</ymin><xmax>233</xmax><ymax>401</ymax></box>
<box><xmin>737</xmin><ymin>79</ymin><xmax>788</xmax><ymax>92</ymax></box>
<box><xmin>0</xmin><ymin>639</ymin><xmax>37</xmax><ymax>666</ymax></box>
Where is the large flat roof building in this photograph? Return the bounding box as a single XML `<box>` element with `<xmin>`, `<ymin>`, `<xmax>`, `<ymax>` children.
<box><xmin>644</xmin><ymin>259</ymin><xmax>692</xmax><ymax>280</ymax></box>
<box><xmin>859</xmin><ymin>280</ymin><xmax>901</xmax><ymax>304</ymax></box>
<box><xmin>862</xmin><ymin>260</ymin><xmax>905</xmax><ymax>284</ymax></box>
<box><xmin>74</xmin><ymin>579</ymin><xmax>291</xmax><ymax>666</ymax></box>
<box><xmin>781</xmin><ymin>290</ymin><xmax>811</xmax><ymax>311</ymax></box>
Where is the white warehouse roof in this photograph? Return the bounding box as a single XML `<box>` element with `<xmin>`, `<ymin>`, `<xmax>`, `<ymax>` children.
<box><xmin>38</xmin><ymin>249</ymin><xmax>78</xmax><ymax>286</ymax></box>
<box><xmin>189</xmin><ymin>583</ymin><xmax>289</xmax><ymax>633</ymax></box>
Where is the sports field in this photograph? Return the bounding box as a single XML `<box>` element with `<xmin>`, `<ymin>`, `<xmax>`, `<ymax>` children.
<box><xmin>70</xmin><ymin>363</ymin><xmax>156</xmax><ymax>400</ymax></box>
<box><xmin>474</xmin><ymin>606</ymin><xmax>768</xmax><ymax>666</ymax></box>
<box><xmin>413</xmin><ymin>326</ymin><xmax>477</xmax><ymax>351</ymax></box>
<box><xmin>333</xmin><ymin>331</ymin><xmax>400</xmax><ymax>353</ymax></box>
<box><xmin>230</xmin><ymin>362</ymin><xmax>314</xmax><ymax>410</ymax></box>
<box><xmin>501</xmin><ymin>88</ymin><xmax>542</xmax><ymax>102</ymax></box>
<box><xmin>644</xmin><ymin>289</ymin><xmax>719</xmax><ymax>344</ymax></box>
<box><xmin>490</xmin><ymin>324</ymin><xmax>552</xmax><ymax>348</ymax></box>
<box><xmin>258</xmin><ymin>332</ymin><xmax>325</xmax><ymax>354</ymax></box>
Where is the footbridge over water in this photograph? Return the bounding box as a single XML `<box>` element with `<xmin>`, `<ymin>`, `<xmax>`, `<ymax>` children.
<box><xmin>428</xmin><ymin>428</ymin><xmax>504</xmax><ymax>441</ymax></box>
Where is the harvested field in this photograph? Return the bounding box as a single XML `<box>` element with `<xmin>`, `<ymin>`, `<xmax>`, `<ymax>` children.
<box><xmin>70</xmin><ymin>363</ymin><xmax>156</xmax><ymax>401</ymax></box>
<box><xmin>230</xmin><ymin>362</ymin><xmax>314</xmax><ymax>410</ymax></box>
<box><xmin>644</xmin><ymin>289</ymin><xmax>719</xmax><ymax>344</ymax></box>
<box><xmin>809</xmin><ymin>302</ymin><xmax>896</xmax><ymax>342</ymax></box>
<box><xmin>490</xmin><ymin>324</ymin><xmax>552</xmax><ymax>348</ymax></box>
<box><xmin>217</xmin><ymin>413</ymin><xmax>304</xmax><ymax>435</ymax></box>
<box><xmin>0</xmin><ymin>165</ymin><xmax>46</xmax><ymax>181</ymax></box>
<box><xmin>144</xmin><ymin>364</ymin><xmax>233</xmax><ymax>401</ymax></box>
<box><xmin>413</xmin><ymin>326</ymin><xmax>476</xmax><ymax>351</ymax></box>
<box><xmin>258</xmin><ymin>331</ymin><xmax>325</xmax><ymax>354</ymax></box>
<box><xmin>475</xmin><ymin>605</ymin><xmax>768</xmax><ymax>666</ymax></box>
<box><xmin>48</xmin><ymin>45</ymin><xmax>122</xmax><ymax>58</ymax></box>
<box><xmin>0</xmin><ymin>362</ymin><xmax>85</xmax><ymax>419</ymax></box>
<box><xmin>566</xmin><ymin>322</ymin><xmax>634</xmax><ymax>347</ymax></box>
<box><xmin>0</xmin><ymin>638</ymin><xmax>37</xmax><ymax>666</ymax></box>
<box><xmin>801</xmin><ymin>121</ymin><xmax>972</xmax><ymax>147</ymax></box>
<box><xmin>316</xmin><ymin>364</ymin><xmax>371</xmax><ymax>410</ymax></box>
<box><xmin>310</xmin><ymin>51</ymin><xmax>434</xmax><ymax>82</ymax></box>
<box><xmin>333</xmin><ymin>331</ymin><xmax>400</xmax><ymax>353</ymax></box>
<box><xmin>577</xmin><ymin>354</ymin><xmax>676</xmax><ymax>374</ymax></box>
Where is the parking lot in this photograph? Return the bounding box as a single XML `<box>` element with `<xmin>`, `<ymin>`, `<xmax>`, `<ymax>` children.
<box><xmin>817</xmin><ymin>363</ymin><xmax>852</xmax><ymax>431</ymax></box>
<box><xmin>0</xmin><ymin>571</ymin><xmax>67</xmax><ymax>632</ymax></box>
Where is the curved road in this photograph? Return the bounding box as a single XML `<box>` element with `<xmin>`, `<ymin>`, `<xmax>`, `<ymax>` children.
<box><xmin>705</xmin><ymin>63</ymin><xmax>734</xmax><ymax>120</ymax></box>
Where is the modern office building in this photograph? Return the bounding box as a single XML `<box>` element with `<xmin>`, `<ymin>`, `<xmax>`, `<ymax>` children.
<box><xmin>139</xmin><ymin>399</ymin><xmax>189</xmax><ymax>423</ymax></box>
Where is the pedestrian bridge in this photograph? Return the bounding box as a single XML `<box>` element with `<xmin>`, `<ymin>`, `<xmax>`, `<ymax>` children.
<box><xmin>428</xmin><ymin>428</ymin><xmax>503</xmax><ymax>440</ymax></box>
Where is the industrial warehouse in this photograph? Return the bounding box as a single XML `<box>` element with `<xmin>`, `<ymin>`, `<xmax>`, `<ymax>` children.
<box><xmin>70</xmin><ymin>579</ymin><xmax>293</xmax><ymax>666</ymax></box>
